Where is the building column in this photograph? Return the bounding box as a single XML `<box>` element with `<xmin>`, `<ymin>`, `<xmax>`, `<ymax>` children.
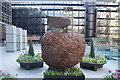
<box><xmin>0</xmin><ymin>24</ymin><xmax>2</xmax><ymax>46</ymax></box>
<box><xmin>84</xmin><ymin>0</ymin><xmax>97</xmax><ymax>42</ymax></box>
<box><xmin>6</xmin><ymin>25</ymin><xmax>17</xmax><ymax>52</ymax></box>
<box><xmin>22</xmin><ymin>30</ymin><xmax>27</xmax><ymax>50</ymax></box>
<box><xmin>16</xmin><ymin>28</ymin><xmax>23</xmax><ymax>51</ymax></box>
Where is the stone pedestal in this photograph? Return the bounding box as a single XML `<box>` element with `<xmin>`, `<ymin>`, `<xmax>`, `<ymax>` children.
<box><xmin>22</xmin><ymin>30</ymin><xmax>27</xmax><ymax>50</ymax></box>
<box><xmin>6</xmin><ymin>25</ymin><xmax>17</xmax><ymax>52</ymax></box>
<box><xmin>25</xmin><ymin>30</ymin><xmax>27</xmax><ymax>49</ymax></box>
<box><xmin>16</xmin><ymin>28</ymin><xmax>23</xmax><ymax>51</ymax></box>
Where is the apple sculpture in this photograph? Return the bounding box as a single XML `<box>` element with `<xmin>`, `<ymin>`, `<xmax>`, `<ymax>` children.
<box><xmin>41</xmin><ymin>16</ymin><xmax>86</xmax><ymax>69</ymax></box>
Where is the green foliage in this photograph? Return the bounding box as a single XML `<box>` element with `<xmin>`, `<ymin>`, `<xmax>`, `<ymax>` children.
<box><xmin>89</xmin><ymin>40</ymin><xmax>95</xmax><ymax>58</ymax></box>
<box><xmin>43</xmin><ymin>66</ymin><xmax>82</xmax><ymax>76</ymax></box>
<box><xmin>0</xmin><ymin>71</ymin><xmax>17</xmax><ymax>80</ymax></box>
<box><xmin>104</xmin><ymin>70</ymin><xmax>120</xmax><ymax>80</ymax></box>
<box><xmin>1</xmin><ymin>78</ymin><xmax>17</xmax><ymax>80</ymax></box>
<box><xmin>17</xmin><ymin>41</ymin><xmax>43</xmax><ymax>62</ymax></box>
<box><xmin>82</xmin><ymin>54</ymin><xmax>107</xmax><ymax>63</ymax></box>
<box><xmin>64</xmin><ymin>66</ymin><xmax>82</xmax><ymax>76</ymax></box>
<box><xmin>16</xmin><ymin>54</ymin><xmax>43</xmax><ymax>62</ymax></box>
<box><xmin>28</xmin><ymin>40</ymin><xmax>34</xmax><ymax>56</ymax></box>
<box><xmin>44</xmin><ymin>70</ymin><xmax>61</xmax><ymax>76</ymax></box>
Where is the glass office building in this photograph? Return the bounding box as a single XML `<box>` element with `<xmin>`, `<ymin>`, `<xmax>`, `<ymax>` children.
<box><xmin>11</xmin><ymin>1</ymin><xmax>119</xmax><ymax>44</ymax></box>
<box><xmin>12</xmin><ymin>7</ymin><xmax>45</xmax><ymax>36</ymax></box>
<box><xmin>0</xmin><ymin>0</ymin><xmax>12</xmax><ymax>46</ymax></box>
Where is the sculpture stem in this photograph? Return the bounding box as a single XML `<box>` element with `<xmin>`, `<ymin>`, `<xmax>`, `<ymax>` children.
<box><xmin>63</xmin><ymin>27</ymin><xmax>68</xmax><ymax>33</ymax></box>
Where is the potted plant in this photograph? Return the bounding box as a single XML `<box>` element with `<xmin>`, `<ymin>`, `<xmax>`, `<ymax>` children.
<box><xmin>0</xmin><ymin>70</ymin><xmax>18</xmax><ymax>80</ymax></box>
<box><xmin>43</xmin><ymin>66</ymin><xmax>85</xmax><ymax>80</ymax></box>
<box><xmin>41</xmin><ymin>16</ymin><xmax>86</xmax><ymax>80</ymax></box>
<box><xmin>104</xmin><ymin>70</ymin><xmax>120</xmax><ymax>80</ymax></box>
<box><xmin>80</xmin><ymin>40</ymin><xmax>107</xmax><ymax>71</ymax></box>
<box><xmin>16</xmin><ymin>40</ymin><xmax>43</xmax><ymax>70</ymax></box>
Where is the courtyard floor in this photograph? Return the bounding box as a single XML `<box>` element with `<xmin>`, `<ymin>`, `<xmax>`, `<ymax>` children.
<box><xmin>0</xmin><ymin>44</ymin><xmax>119</xmax><ymax>79</ymax></box>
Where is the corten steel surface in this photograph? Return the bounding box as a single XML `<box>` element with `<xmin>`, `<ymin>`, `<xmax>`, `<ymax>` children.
<box><xmin>47</xmin><ymin>16</ymin><xmax>71</xmax><ymax>28</ymax></box>
<box><xmin>41</xmin><ymin>30</ymin><xmax>86</xmax><ymax>69</ymax></box>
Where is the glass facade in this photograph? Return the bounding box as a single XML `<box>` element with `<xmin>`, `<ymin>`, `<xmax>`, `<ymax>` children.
<box><xmin>12</xmin><ymin>1</ymin><xmax>86</xmax><ymax>37</ymax></box>
<box><xmin>11</xmin><ymin>1</ymin><xmax>119</xmax><ymax>44</ymax></box>
<box><xmin>96</xmin><ymin>3</ymin><xmax>119</xmax><ymax>44</ymax></box>
<box><xmin>0</xmin><ymin>0</ymin><xmax>11</xmax><ymax>46</ymax></box>
<box><xmin>40</xmin><ymin>2</ymin><xmax>86</xmax><ymax>36</ymax></box>
<box><xmin>12</xmin><ymin>7</ymin><xmax>45</xmax><ymax>36</ymax></box>
<box><xmin>1</xmin><ymin>0</ymin><xmax>12</xmax><ymax>25</ymax></box>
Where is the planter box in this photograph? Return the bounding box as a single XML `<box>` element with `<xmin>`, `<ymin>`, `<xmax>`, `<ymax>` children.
<box><xmin>17</xmin><ymin>61</ymin><xmax>43</xmax><ymax>70</ymax></box>
<box><xmin>80</xmin><ymin>61</ymin><xmax>106</xmax><ymax>71</ymax></box>
<box><xmin>44</xmin><ymin>74</ymin><xmax>85</xmax><ymax>80</ymax></box>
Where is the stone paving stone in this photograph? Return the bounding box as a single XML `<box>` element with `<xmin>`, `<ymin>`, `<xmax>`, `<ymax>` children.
<box><xmin>1</xmin><ymin>44</ymin><xmax>119</xmax><ymax>78</ymax></box>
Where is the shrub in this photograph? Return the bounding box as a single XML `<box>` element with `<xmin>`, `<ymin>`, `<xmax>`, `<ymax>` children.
<box><xmin>89</xmin><ymin>40</ymin><xmax>95</xmax><ymax>58</ymax></box>
<box><xmin>16</xmin><ymin>41</ymin><xmax>43</xmax><ymax>63</ymax></box>
<box><xmin>43</xmin><ymin>66</ymin><xmax>82</xmax><ymax>76</ymax></box>
<box><xmin>82</xmin><ymin>54</ymin><xmax>107</xmax><ymax>63</ymax></box>
<box><xmin>16</xmin><ymin>53</ymin><xmax>43</xmax><ymax>62</ymax></box>
<box><xmin>0</xmin><ymin>70</ymin><xmax>18</xmax><ymax>80</ymax></box>
<box><xmin>28</xmin><ymin>40</ymin><xmax>34</xmax><ymax>56</ymax></box>
<box><xmin>104</xmin><ymin>70</ymin><xmax>120</xmax><ymax>80</ymax></box>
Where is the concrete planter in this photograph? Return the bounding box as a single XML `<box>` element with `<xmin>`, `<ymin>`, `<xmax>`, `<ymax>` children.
<box><xmin>17</xmin><ymin>61</ymin><xmax>43</xmax><ymax>70</ymax></box>
<box><xmin>44</xmin><ymin>74</ymin><xmax>85</xmax><ymax>80</ymax></box>
<box><xmin>44</xmin><ymin>67</ymin><xmax>85</xmax><ymax>80</ymax></box>
<box><xmin>80</xmin><ymin>61</ymin><xmax>106</xmax><ymax>71</ymax></box>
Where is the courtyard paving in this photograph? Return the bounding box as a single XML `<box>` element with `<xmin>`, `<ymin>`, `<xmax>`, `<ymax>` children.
<box><xmin>0</xmin><ymin>44</ymin><xmax>119</xmax><ymax>79</ymax></box>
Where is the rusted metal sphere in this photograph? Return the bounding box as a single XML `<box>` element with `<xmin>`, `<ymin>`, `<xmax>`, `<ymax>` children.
<box><xmin>41</xmin><ymin>30</ymin><xmax>86</xmax><ymax>69</ymax></box>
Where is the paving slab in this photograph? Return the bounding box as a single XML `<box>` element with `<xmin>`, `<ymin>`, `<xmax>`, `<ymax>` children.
<box><xmin>0</xmin><ymin>44</ymin><xmax>119</xmax><ymax>79</ymax></box>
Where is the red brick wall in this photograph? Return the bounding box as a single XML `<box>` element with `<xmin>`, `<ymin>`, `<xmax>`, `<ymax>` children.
<box><xmin>0</xmin><ymin>26</ymin><xmax>6</xmax><ymax>40</ymax></box>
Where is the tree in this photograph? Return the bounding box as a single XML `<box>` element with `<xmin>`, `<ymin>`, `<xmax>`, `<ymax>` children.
<box><xmin>28</xmin><ymin>40</ymin><xmax>34</xmax><ymax>56</ymax></box>
<box><xmin>89</xmin><ymin>40</ymin><xmax>95</xmax><ymax>58</ymax></box>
